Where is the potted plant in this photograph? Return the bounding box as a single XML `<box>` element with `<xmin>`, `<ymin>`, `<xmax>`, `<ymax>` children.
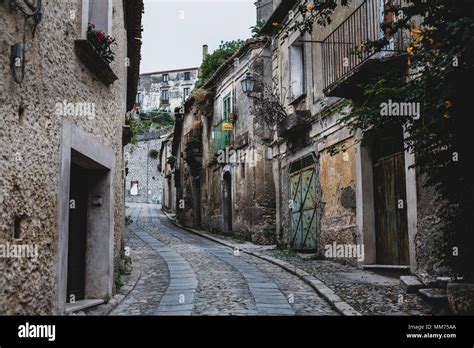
<box><xmin>87</xmin><ymin>24</ymin><xmax>116</xmax><ymax>64</ymax></box>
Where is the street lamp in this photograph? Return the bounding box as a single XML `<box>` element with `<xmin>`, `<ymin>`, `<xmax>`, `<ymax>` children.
<box><xmin>241</xmin><ymin>72</ymin><xmax>255</xmax><ymax>96</ymax></box>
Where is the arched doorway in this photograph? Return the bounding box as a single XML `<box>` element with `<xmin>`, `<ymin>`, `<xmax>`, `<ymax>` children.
<box><xmin>222</xmin><ymin>171</ymin><xmax>232</xmax><ymax>233</ymax></box>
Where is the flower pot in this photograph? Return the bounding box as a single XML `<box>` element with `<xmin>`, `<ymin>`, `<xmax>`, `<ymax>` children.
<box><xmin>447</xmin><ymin>282</ymin><xmax>474</xmax><ymax>315</ymax></box>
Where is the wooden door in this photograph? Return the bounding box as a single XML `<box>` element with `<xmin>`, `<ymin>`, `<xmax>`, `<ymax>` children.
<box><xmin>289</xmin><ymin>155</ymin><xmax>317</xmax><ymax>251</ymax></box>
<box><xmin>373</xmin><ymin>151</ymin><xmax>409</xmax><ymax>265</ymax></box>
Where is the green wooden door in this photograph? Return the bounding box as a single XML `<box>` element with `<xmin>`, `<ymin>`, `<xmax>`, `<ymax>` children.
<box><xmin>289</xmin><ymin>161</ymin><xmax>317</xmax><ymax>251</ymax></box>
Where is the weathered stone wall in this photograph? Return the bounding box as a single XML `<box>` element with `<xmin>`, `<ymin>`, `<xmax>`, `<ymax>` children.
<box><xmin>318</xmin><ymin>139</ymin><xmax>358</xmax><ymax>250</ymax></box>
<box><xmin>196</xmin><ymin>43</ymin><xmax>275</xmax><ymax>244</ymax></box>
<box><xmin>269</xmin><ymin>0</ymin><xmax>361</xmax><ymax>255</ymax></box>
<box><xmin>125</xmin><ymin>136</ymin><xmax>163</xmax><ymax>204</ymax></box>
<box><xmin>0</xmin><ymin>0</ymin><xmax>128</xmax><ymax>314</ymax></box>
<box><xmin>414</xmin><ymin>176</ymin><xmax>455</xmax><ymax>283</ymax></box>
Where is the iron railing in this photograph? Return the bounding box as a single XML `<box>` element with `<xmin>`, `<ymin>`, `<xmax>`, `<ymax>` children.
<box><xmin>322</xmin><ymin>0</ymin><xmax>408</xmax><ymax>93</ymax></box>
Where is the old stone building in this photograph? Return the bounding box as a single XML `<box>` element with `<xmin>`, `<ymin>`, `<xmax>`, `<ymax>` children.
<box><xmin>125</xmin><ymin>129</ymin><xmax>172</xmax><ymax>204</ymax></box>
<box><xmin>172</xmin><ymin>38</ymin><xmax>276</xmax><ymax>244</ymax></box>
<box><xmin>159</xmin><ymin>132</ymin><xmax>176</xmax><ymax>213</ymax></box>
<box><xmin>260</xmin><ymin>0</ymin><xmax>455</xmax><ymax>282</ymax></box>
<box><xmin>137</xmin><ymin>67</ymin><xmax>199</xmax><ymax>116</ymax></box>
<box><xmin>0</xmin><ymin>0</ymin><xmax>143</xmax><ymax>314</ymax></box>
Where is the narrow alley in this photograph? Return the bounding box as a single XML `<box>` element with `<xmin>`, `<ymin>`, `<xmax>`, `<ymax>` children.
<box><xmin>111</xmin><ymin>203</ymin><xmax>337</xmax><ymax>316</ymax></box>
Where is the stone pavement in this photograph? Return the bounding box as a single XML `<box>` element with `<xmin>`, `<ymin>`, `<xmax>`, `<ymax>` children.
<box><xmin>260</xmin><ymin>250</ymin><xmax>432</xmax><ymax>316</ymax></box>
<box><xmin>109</xmin><ymin>203</ymin><xmax>338</xmax><ymax>316</ymax></box>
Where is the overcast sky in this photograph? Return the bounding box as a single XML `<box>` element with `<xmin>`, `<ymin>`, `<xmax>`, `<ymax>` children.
<box><xmin>140</xmin><ymin>0</ymin><xmax>257</xmax><ymax>74</ymax></box>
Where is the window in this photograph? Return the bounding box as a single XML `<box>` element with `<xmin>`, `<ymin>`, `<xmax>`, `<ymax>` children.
<box><xmin>222</xmin><ymin>93</ymin><xmax>232</xmax><ymax>121</ymax></box>
<box><xmin>163</xmin><ymin>74</ymin><xmax>169</xmax><ymax>83</ymax></box>
<box><xmin>183</xmin><ymin>88</ymin><xmax>190</xmax><ymax>100</ymax></box>
<box><xmin>289</xmin><ymin>41</ymin><xmax>305</xmax><ymax>100</ymax></box>
<box><xmin>184</xmin><ymin>72</ymin><xmax>191</xmax><ymax>80</ymax></box>
<box><xmin>213</xmin><ymin>93</ymin><xmax>233</xmax><ymax>152</ymax></box>
<box><xmin>161</xmin><ymin>90</ymin><xmax>169</xmax><ymax>101</ymax></box>
<box><xmin>82</xmin><ymin>0</ymin><xmax>112</xmax><ymax>37</ymax></box>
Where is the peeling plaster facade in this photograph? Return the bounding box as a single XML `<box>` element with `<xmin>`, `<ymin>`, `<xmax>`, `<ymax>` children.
<box><xmin>265</xmin><ymin>0</ymin><xmax>453</xmax><ymax>281</ymax></box>
<box><xmin>173</xmin><ymin>39</ymin><xmax>277</xmax><ymax>244</ymax></box>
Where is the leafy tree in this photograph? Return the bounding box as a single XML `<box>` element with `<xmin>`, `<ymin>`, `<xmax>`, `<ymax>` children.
<box><xmin>282</xmin><ymin>0</ymin><xmax>474</xmax><ymax>281</ymax></box>
<box><xmin>196</xmin><ymin>40</ymin><xmax>244</xmax><ymax>88</ymax></box>
<box><xmin>250</xmin><ymin>20</ymin><xmax>266</xmax><ymax>38</ymax></box>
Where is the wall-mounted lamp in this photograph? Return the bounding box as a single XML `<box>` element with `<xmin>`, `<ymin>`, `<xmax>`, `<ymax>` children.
<box><xmin>9</xmin><ymin>0</ymin><xmax>43</xmax><ymax>84</ymax></box>
<box><xmin>241</xmin><ymin>72</ymin><xmax>255</xmax><ymax>96</ymax></box>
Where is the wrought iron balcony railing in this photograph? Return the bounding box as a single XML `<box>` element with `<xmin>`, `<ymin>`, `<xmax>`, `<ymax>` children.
<box><xmin>322</xmin><ymin>0</ymin><xmax>409</xmax><ymax>94</ymax></box>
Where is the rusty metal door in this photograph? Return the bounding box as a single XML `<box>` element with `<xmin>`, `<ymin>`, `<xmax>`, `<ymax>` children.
<box><xmin>289</xmin><ymin>155</ymin><xmax>317</xmax><ymax>251</ymax></box>
<box><xmin>373</xmin><ymin>146</ymin><xmax>409</xmax><ymax>265</ymax></box>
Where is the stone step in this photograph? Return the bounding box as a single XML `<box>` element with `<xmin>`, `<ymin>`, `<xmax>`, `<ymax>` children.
<box><xmin>400</xmin><ymin>275</ymin><xmax>424</xmax><ymax>293</ymax></box>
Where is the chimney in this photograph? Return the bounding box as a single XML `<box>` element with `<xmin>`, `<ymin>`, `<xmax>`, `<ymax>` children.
<box><xmin>202</xmin><ymin>44</ymin><xmax>208</xmax><ymax>62</ymax></box>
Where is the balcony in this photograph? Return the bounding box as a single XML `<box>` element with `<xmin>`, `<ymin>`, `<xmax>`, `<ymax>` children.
<box><xmin>322</xmin><ymin>0</ymin><xmax>409</xmax><ymax>98</ymax></box>
<box><xmin>277</xmin><ymin>110</ymin><xmax>311</xmax><ymax>138</ymax></box>
<box><xmin>183</xmin><ymin>128</ymin><xmax>202</xmax><ymax>166</ymax></box>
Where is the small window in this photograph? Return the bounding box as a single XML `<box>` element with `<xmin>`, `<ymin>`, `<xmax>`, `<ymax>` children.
<box><xmin>161</xmin><ymin>90</ymin><xmax>169</xmax><ymax>101</ymax></box>
<box><xmin>289</xmin><ymin>41</ymin><xmax>305</xmax><ymax>99</ymax></box>
<box><xmin>163</xmin><ymin>74</ymin><xmax>169</xmax><ymax>83</ymax></box>
<box><xmin>184</xmin><ymin>72</ymin><xmax>191</xmax><ymax>80</ymax></box>
<box><xmin>222</xmin><ymin>93</ymin><xmax>232</xmax><ymax>121</ymax></box>
<box><xmin>83</xmin><ymin>0</ymin><xmax>112</xmax><ymax>37</ymax></box>
<box><xmin>183</xmin><ymin>88</ymin><xmax>190</xmax><ymax>100</ymax></box>
<box><xmin>130</xmin><ymin>181</ymin><xmax>139</xmax><ymax>196</ymax></box>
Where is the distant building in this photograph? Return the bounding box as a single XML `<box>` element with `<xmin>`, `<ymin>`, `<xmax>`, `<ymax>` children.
<box><xmin>137</xmin><ymin>68</ymin><xmax>200</xmax><ymax>116</ymax></box>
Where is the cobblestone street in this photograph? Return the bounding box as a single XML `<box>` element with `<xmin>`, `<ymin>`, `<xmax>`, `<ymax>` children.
<box><xmin>111</xmin><ymin>203</ymin><xmax>338</xmax><ymax>316</ymax></box>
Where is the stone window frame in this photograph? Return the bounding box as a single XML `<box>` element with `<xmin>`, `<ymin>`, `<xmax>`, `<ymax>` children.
<box><xmin>183</xmin><ymin>87</ymin><xmax>190</xmax><ymax>101</ymax></box>
<box><xmin>161</xmin><ymin>89</ymin><xmax>170</xmax><ymax>101</ymax></box>
<box><xmin>288</xmin><ymin>34</ymin><xmax>306</xmax><ymax>102</ymax></box>
<box><xmin>81</xmin><ymin>0</ymin><xmax>113</xmax><ymax>39</ymax></box>
<box><xmin>184</xmin><ymin>71</ymin><xmax>191</xmax><ymax>81</ymax></box>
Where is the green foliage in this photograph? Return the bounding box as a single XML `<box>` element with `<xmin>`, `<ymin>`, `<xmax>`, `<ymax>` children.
<box><xmin>148</xmin><ymin>149</ymin><xmax>159</xmax><ymax>159</ymax></box>
<box><xmin>140</xmin><ymin>107</ymin><xmax>175</xmax><ymax>127</ymax></box>
<box><xmin>125</xmin><ymin>113</ymin><xmax>147</xmax><ymax>144</ymax></box>
<box><xmin>185</xmin><ymin>137</ymin><xmax>201</xmax><ymax>149</ymax></box>
<box><xmin>196</xmin><ymin>40</ymin><xmax>244</xmax><ymax>88</ymax></box>
<box><xmin>250</xmin><ymin>20</ymin><xmax>266</xmax><ymax>38</ymax></box>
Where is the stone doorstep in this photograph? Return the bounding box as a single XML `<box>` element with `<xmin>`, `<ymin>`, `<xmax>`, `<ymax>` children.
<box><xmin>363</xmin><ymin>264</ymin><xmax>411</xmax><ymax>271</ymax></box>
<box><xmin>66</xmin><ymin>299</ymin><xmax>105</xmax><ymax>314</ymax></box>
<box><xmin>163</xmin><ymin>210</ymin><xmax>361</xmax><ymax>316</ymax></box>
<box><xmin>400</xmin><ymin>275</ymin><xmax>425</xmax><ymax>294</ymax></box>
